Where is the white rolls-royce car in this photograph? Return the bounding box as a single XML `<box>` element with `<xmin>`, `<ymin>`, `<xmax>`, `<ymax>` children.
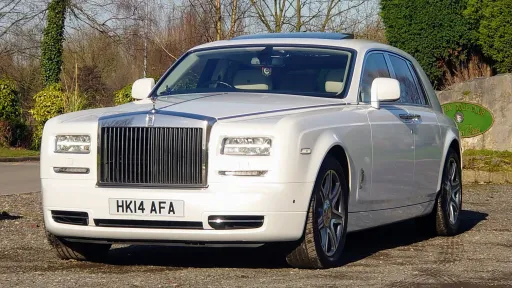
<box><xmin>41</xmin><ymin>32</ymin><xmax>462</xmax><ymax>269</ymax></box>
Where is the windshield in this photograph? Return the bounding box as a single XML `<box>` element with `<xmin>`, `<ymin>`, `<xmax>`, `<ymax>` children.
<box><xmin>153</xmin><ymin>45</ymin><xmax>353</xmax><ymax>99</ymax></box>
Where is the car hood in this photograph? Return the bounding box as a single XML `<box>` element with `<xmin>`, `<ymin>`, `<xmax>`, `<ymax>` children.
<box><xmin>56</xmin><ymin>92</ymin><xmax>345</xmax><ymax>123</ymax></box>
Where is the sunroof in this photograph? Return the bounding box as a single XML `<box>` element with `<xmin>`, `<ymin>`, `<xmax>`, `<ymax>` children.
<box><xmin>232</xmin><ymin>32</ymin><xmax>354</xmax><ymax>41</ymax></box>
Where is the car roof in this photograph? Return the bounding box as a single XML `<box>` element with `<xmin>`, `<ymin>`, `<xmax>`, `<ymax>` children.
<box><xmin>232</xmin><ymin>32</ymin><xmax>354</xmax><ymax>40</ymax></box>
<box><xmin>189</xmin><ymin>38</ymin><xmax>411</xmax><ymax>59</ymax></box>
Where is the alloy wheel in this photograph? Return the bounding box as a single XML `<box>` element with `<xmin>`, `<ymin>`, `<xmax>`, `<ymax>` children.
<box><xmin>444</xmin><ymin>158</ymin><xmax>462</xmax><ymax>225</ymax></box>
<box><xmin>316</xmin><ymin>170</ymin><xmax>345</xmax><ymax>257</ymax></box>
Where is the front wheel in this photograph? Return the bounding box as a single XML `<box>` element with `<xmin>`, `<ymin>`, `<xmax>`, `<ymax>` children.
<box><xmin>46</xmin><ymin>231</ymin><xmax>111</xmax><ymax>262</ymax></box>
<box><xmin>286</xmin><ymin>156</ymin><xmax>348</xmax><ymax>269</ymax></box>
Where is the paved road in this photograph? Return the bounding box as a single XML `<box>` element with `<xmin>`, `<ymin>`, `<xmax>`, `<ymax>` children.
<box><xmin>0</xmin><ymin>162</ymin><xmax>40</xmax><ymax>196</ymax></box>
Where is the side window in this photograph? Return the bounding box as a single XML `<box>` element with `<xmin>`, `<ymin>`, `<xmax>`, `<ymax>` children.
<box><xmin>360</xmin><ymin>53</ymin><xmax>391</xmax><ymax>103</ymax></box>
<box><xmin>408</xmin><ymin>64</ymin><xmax>430</xmax><ymax>106</ymax></box>
<box><xmin>388</xmin><ymin>55</ymin><xmax>424</xmax><ymax>105</ymax></box>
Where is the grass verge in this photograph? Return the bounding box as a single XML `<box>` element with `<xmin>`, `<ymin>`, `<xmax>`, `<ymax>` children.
<box><xmin>463</xmin><ymin>149</ymin><xmax>512</xmax><ymax>172</ymax></box>
<box><xmin>0</xmin><ymin>147</ymin><xmax>39</xmax><ymax>158</ymax></box>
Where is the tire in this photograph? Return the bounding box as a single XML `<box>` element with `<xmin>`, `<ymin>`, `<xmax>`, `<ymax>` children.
<box><xmin>286</xmin><ymin>156</ymin><xmax>349</xmax><ymax>269</ymax></box>
<box><xmin>418</xmin><ymin>148</ymin><xmax>462</xmax><ymax>236</ymax></box>
<box><xmin>46</xmin><ymin>231</ymin><xmax>111</xmax><ymax>261</ymax></box>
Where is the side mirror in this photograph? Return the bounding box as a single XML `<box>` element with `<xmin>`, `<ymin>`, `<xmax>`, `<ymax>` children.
<box><xmin>131</xmin><ymin>78</ymin><xmax>155</xmax><ymax>100</ymax></box>
<box><xmin>370</xmin><ymin>78</ymin><xmax>400</xmax><ymax>109</ymax></box>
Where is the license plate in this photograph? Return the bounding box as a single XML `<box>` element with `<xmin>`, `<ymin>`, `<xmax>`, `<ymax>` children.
<box><xmin>109</xmin><ymin>199</ymin><xmax>184</xmax><ymax>217</ymax></box>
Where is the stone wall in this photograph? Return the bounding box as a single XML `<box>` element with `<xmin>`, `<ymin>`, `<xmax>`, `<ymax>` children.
<box><xmin>436</xmin><ymin>74</ymin><xmax>512</xmax><ymax>151</ymax></box>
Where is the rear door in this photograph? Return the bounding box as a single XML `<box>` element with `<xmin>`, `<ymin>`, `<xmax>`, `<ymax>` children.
<box><xmin>361</xmin><ymin>52</ymin><xmax>415</xmax><ymax>209</ymax></box>
<box><xmin>387</xmin><ymin>54</ymin><xmax>443</xmax><ymax>203</ymax></box>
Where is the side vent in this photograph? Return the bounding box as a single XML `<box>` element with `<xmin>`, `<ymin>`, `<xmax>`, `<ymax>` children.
<box><xmin>208</xmin><ymin>216</ymin><xmax>264</xmax><ymax>230</ymax></box>
<box><xmin>51</xmin><ymin>210</ymin><xmax>89</xmax><ymax>226</ymax></box>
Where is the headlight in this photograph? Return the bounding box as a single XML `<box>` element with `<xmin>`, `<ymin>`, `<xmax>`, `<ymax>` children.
<box><xmin>222</xmin><ymin>137</ymin><xmax>272</xmax><ymax>156</ymax></box>
<box><xmin>55</xmin><ymin>135</ymin><xmax>91</xmax><ymax>154</ymax></box>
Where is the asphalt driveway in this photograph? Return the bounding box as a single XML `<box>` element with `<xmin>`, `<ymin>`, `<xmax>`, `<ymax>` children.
<box><xmin>0</xmin><ymin>162</ymin><xmax>40</xmax><ymax>196</ymax></box>
<box><xmin>0</xmin><ymin>184</ymin><xmax>511</xmax><ymax>287</ymax></box>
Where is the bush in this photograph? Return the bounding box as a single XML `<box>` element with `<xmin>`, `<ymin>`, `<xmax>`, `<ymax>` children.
<box><xmin>465</xmin><ymin>0</ymin><xmax>512</xmax><ymax>74</ymax></box>
<box><xmin>0</xmin><ymin>121</ymin><xmax>13</xmax><ymax>147</ymax></box>
<box><xmin>11</xmin><ymin>122</ymin><xmax>32</xmax><ymax>148</ymax></box>
<box><xmin>114</xmin><ymin>83</ymin><xmax>132</xmax><ymax>105</ymax></box>
<box><xmin>380</xmin><ymin>0</ymin><xmax>476</xmax><ymax>87</ymax></box>
<box><xmin>0</xmin><ymin>79</ymin><xmax>22</xmax><ymax>147</ymax></box>
<box><xmin>62</xmin><ymin>91</ymin><xmax>87</xmax><ymax>113</ymax></box>
<box><xmin>30</xmin><ymin>84</ymin><xmax>65</xmax><ymax>149</ymax></box>
<box><xmin>0</xmin><ymin>121</ymin><xmax>32</xmax><ymax>148</ymax></box>
<box><xmin>0</xmin><ymin>79</ymin><xmax>21</xmax><ymax>123</ymax></box>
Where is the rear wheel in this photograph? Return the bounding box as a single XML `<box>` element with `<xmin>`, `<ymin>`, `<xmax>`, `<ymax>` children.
<box><xmin>418</xmin><ymin>148</ymin><xmax>462</xmax><ymax>236</ymax></box>
<box><xmin>46</xmin><ymin>231</ymin><xmax>111</xmax><ymax>261</ymax></box>
<box><xmin>286</xmin><ymin>156</ymin><xmax>348</xmax><ymax>269</ymax></box>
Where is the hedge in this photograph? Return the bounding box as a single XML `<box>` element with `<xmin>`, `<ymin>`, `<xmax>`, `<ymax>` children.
<box><xmin>30</xmin><ymin>84</ymin><xmax>65</xmax><ymax>149</ymax></box>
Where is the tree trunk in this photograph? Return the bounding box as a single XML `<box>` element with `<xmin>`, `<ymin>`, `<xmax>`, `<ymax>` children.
<box><xmin>228</xmin><ymin>0</ymin><xmax>238</xmax><ymax>38</ymax></box>
<box><xmin>296</xmin><ymin>0</ymin><xmax>301</xmax><ymax>32</ymax></box>
<box><xmin>216</xmin><ymin>0</ymin><xmax>222</xmax><ymax>40</ymax></box>
<box><xmin>41</xmin><ymin>0</ymin><xmax>68</xmax><ymax>87</ymax></box>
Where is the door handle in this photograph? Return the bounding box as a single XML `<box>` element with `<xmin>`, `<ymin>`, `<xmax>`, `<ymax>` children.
<box><xmin>399</xmin><ymin>114</ymin><xmax>421</xmax><ymax>121</ymax></box>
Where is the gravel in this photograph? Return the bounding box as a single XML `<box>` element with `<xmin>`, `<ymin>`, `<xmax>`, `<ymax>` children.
<box><xmin>1</xmin><ymin>185</ymin><xmax>511</xmax><ymax>287</ymax></box>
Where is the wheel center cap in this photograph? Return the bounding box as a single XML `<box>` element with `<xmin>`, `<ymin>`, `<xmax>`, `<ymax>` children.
<box><xmin>323</xmin><ymin>201</ymin><xmax>331</xmax><ymax>226</ymax></box>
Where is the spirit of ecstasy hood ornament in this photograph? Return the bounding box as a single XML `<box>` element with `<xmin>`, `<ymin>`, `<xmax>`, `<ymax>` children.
<box><xmin>150</xmin><ymin>95</ymin><xmax>157</xmax><ymax>113</ymax></box>
<box><xmin>146</xmin><ymin>96</ymin><xmax>157</xmax><ymax>127</ymax></box>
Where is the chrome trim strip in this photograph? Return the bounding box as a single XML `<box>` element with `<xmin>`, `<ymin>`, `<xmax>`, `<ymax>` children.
<box><xmin>99</xmin><ymin>110</ymin><xmax>217</xmax><ymax>124</ymax></box>
<box><xmin>53</xmin><ymin>167</ymin><xmax>90</xmax><ymax>174</ymax></box>
<box><xmin>217</xmin><ymin>102</ymin><xmax>347</xmax><ymax>120</ymax></box>
<box><xmin>96</xmin><ymin>182</ymin><xmax>207</xmax><ymax>189</ymax></box>
<box><xmin>54</xmin><ymin>150</ymin><xmax>90</xmax><ymax>154</ymax></box>
<box><xmin>208</xmin><ymin>219</ymin><xmax>264</xmax><ymax>223</ymax></box>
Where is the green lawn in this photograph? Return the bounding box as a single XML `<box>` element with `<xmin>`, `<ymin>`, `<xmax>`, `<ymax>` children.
<box><xmin>463</xmin><ymin>149</ymin><xmax>512</xmax><ymax>172</ymax></box>
<box><xmin>0</xmin><ymin>147</ymin><xmax>39</xmax><ymax>158</ymax></box>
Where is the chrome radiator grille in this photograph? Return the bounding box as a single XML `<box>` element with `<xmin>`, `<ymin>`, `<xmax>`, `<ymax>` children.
<box><xmin>98</xmin><ymin>127</ymin><xmax>204</xmax><ymax>187</ymax></box>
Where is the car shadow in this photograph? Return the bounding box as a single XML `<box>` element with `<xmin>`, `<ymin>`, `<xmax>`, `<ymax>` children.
<box><xmin>0</xmin><ymin>211</ymin><xmax>23</xmax><ymax>221</ymax></box>
<box><xmin>340</xmin><ymin>210</ymin><xmax>488</xmax><ymax>266</ymax></box>
<box><xmin>107</xmin><ymin>244</ymin><xmax>288</xmax><ymax>268</ymax></box>
<box><xmin>105</xmin><ymin>209</ymin><xmax>487</xmax><ymax>269</ymax></box>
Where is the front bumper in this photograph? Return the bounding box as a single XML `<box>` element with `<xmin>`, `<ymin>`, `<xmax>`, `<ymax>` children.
<box><xmin>42</xmin><ymin>179</ymin><xmax>312</xmax><ymax>243</ymax></box>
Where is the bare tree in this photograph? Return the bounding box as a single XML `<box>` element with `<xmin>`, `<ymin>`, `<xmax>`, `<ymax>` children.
<box><xmin>248</xmin><ymin>0</ymin><xmax>291</xmax><ymax>32</ymax></box>
<box><xmin>216</xmin><ymin>0</ymin><xmax>221</xmax><ymax>40</ymax></box>
<box><xmin>0</xmin><ymin>0</ymin><xmax>47</xmax><ymax>38</ymax></box>
<box><xmin>246</xmin><ymin>0</ymin><xmax>375</xmax><ymax>33</ymax></box>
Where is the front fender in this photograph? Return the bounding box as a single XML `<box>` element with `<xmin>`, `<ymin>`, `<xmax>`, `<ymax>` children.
<box><xmin>286</xmin><ymin>130</ymin><xmax>349</xmax><ymax>212</ymax></box>
<box><xmin>302</xmin><ymin>131</ymin><xmax>349</xmax><ymax>184</ymax></box>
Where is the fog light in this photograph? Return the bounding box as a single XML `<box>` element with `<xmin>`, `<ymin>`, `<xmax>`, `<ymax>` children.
<box><xmin>218</xmin><ymin>170</ymin><xmax>267</xmax><ymax>176</ymax></box>
<box><xmin>53</xmin><ymin>167</ymin><xmax>90</xmax><ymax>174</ymax></box>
